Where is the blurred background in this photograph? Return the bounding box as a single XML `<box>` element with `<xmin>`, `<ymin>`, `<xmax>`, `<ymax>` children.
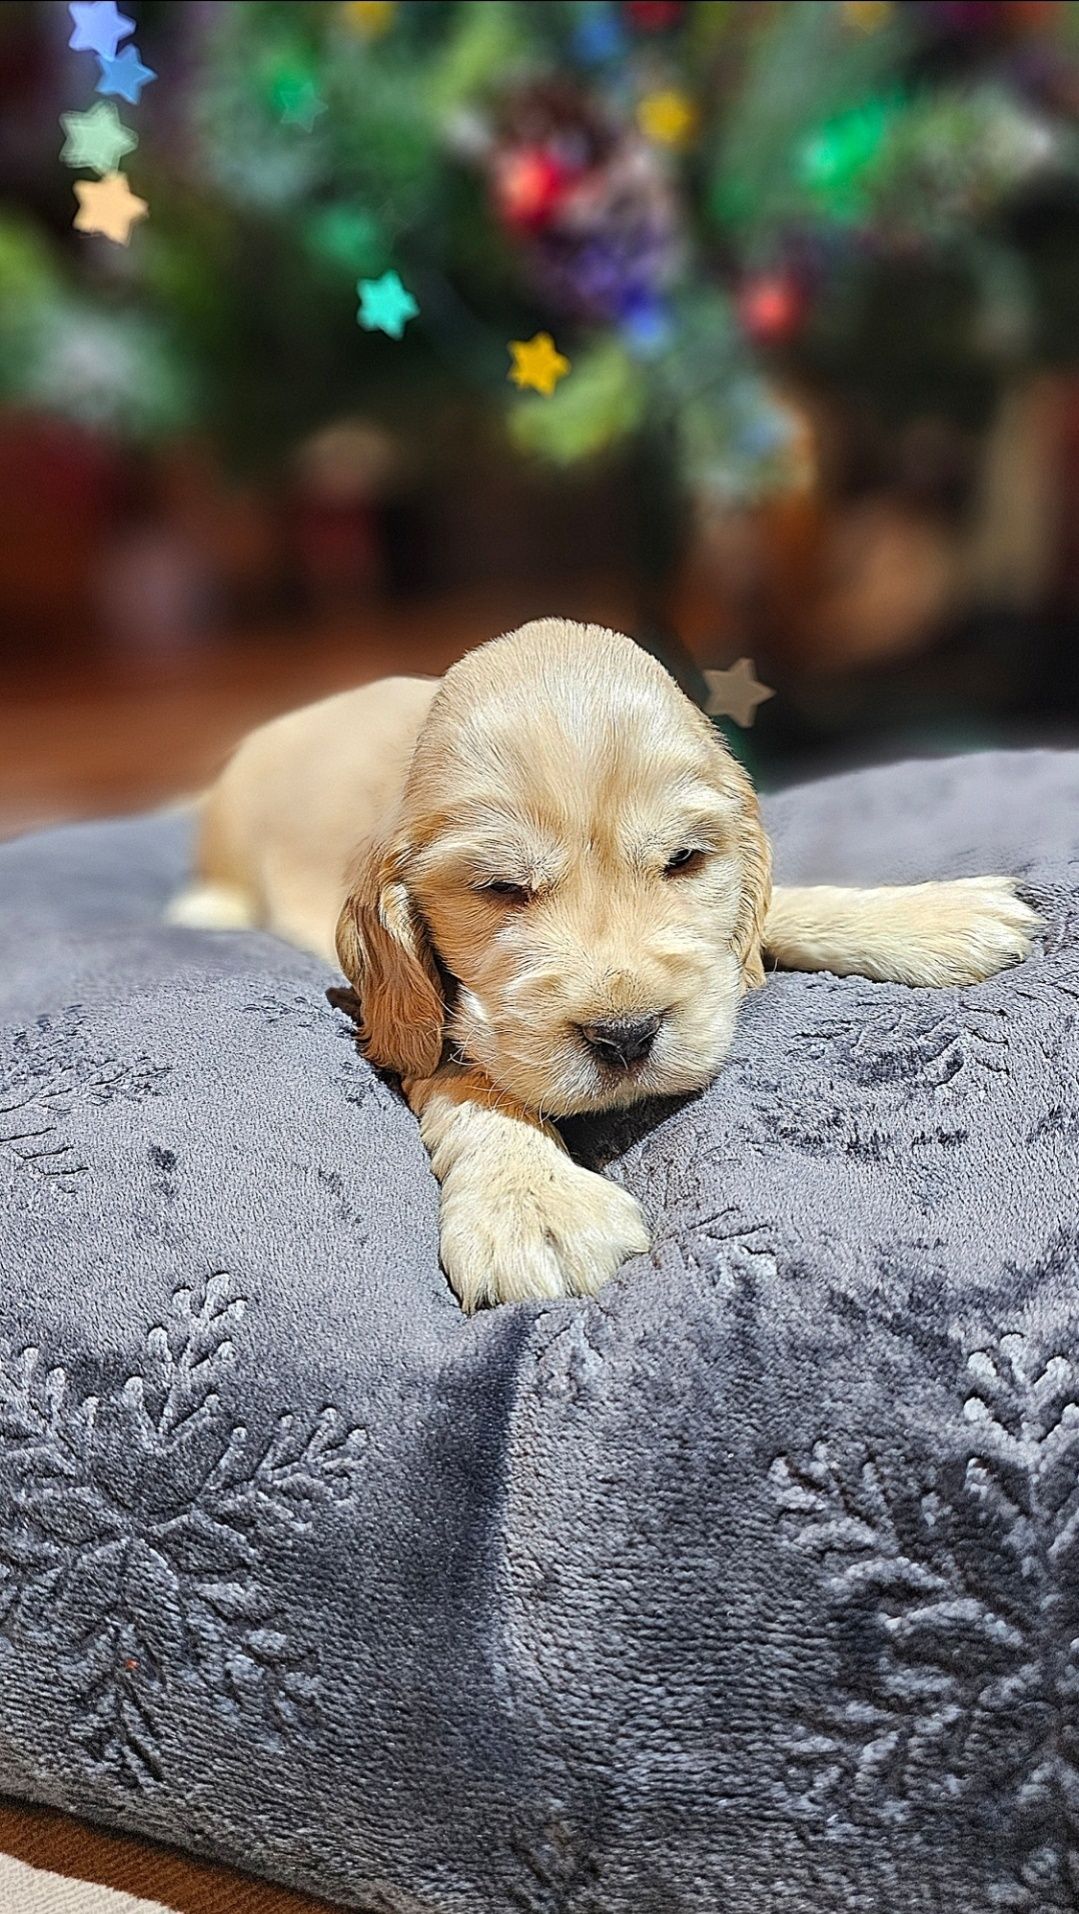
<box><xmin>4</xmin><ymin>0</ymin><xmax>1079</xmax><ymax>838</ymax></box>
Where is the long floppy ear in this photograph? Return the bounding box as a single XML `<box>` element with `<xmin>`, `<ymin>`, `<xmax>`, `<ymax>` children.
<box><xmin>335</xmin><ymin>837</ymin><xmax>445</xmax><ymax>1080</ymax></box>
<box><xmin>724</xmin><ymin>754</ymin><xmax>774</xmax><ymax>992</ymax></box>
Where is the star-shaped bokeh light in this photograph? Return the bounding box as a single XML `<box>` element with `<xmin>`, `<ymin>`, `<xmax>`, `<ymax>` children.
<box><xmin>61</xmin><ymin>100</ymin><xmax>137</xmax><ymax>175</ymax></box>
<box><xmin>68</xmin><ymin>1</ymin><xmax>134</xmax><ymax>59</ymax></box>
<box><xmin>356</xmin><ymin>270</ymin><xmax>419</xmax><ymax>338</ymax></box>
<box><xmin>507</xmin><ymin>332</ymin><xmax>571</xmax><ymax>397</ymax></box>
<box><xmin>73</xmin><ymin>171</ymin><xmax>149</xmax><ymax>245</ymax></box>
<box><xmin>702</xmin><ymin>659</ymin><xmax>775</xmax><ymax>729</ymax></box>
<box><xmin>275</xmin><ymin>75</ymin><xmax>327</xmax><ymax>130</ymax></box>
<box><xmin>95</xmin><ymin>45</ymin><xmax>156</xmax><ymax>105</ymax></box>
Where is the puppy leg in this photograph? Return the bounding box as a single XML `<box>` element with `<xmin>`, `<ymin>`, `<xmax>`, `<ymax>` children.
<box><xmin>406</xmin><ymin>1064</ymin><xmax>649</xmax><ymax>1312</ymax></box>
<box><xmin>764</xmin><ymin>879</ymin><xmax>1039</xmax><ymax>987</ymax></box>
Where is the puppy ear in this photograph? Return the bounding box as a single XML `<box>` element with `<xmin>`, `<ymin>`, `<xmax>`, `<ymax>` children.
<box><xmin>726</xmin><ymin>757</ymin><xmax>774</xmax><ymax>992</ymax></box>
<box><xmin>335</xmin><ymin>839</ymin><xmax>445</xmax><ymax>1081</ymax></box>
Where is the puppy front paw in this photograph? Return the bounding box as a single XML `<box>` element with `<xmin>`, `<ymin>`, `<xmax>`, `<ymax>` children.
<box><xmin>439</xmin><ymin>1143</ymin><xmax>649</xmax><ymax>1312</ymax></box>
<box><xmin>912</xmin><ymin>876</ymin><xmax>1040</xmax><ymax>986</ymax></box>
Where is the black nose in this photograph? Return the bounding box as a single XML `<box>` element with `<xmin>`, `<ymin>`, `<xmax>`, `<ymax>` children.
<box><xmin>579</xmin><ymin>1014</ymin><xmax>662</xmax><ymax>1069</ymax></box>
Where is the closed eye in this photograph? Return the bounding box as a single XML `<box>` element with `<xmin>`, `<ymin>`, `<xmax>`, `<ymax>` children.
<box><xmin>474</xmin><ymin>878</ymin><xmax>533</xmax><ymax>903</ymax></box>
<box><xmin>664</xmin><ymin>847</ymin><xmax>708</xmax><ymax>876</ymax></box>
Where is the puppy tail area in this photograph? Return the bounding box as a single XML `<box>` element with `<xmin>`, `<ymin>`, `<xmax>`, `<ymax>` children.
<box><xmin>763</xmin><ymin>877</ymin><xmax>1040</xmax><ymax>988</ymax></box>
<box><xmin>164</xmin><ymin>882</ymin><xmax>258</xmax><ymax>933</ymax></box>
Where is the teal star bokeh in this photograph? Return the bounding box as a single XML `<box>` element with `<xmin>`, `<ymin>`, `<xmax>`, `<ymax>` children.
<box><xmin>356</xmin><ymin>270</ymin><xmax>419</xmax><ymax>340</ymax></box>
<box><xmin>60</xmin><ymin>100</ymin><xmax>138</xmax><ymax>175</ymax></box>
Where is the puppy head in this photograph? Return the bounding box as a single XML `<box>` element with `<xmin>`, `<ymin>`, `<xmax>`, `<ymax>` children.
<box><xmin>337</xmin><ymin>619</ymin><xmax>771</xmax><ymax>1113</ymax></box>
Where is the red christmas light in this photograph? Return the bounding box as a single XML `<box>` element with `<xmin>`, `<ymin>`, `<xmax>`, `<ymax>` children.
<box><xmin>494</xmin><ymin>147</ymin><xmax>574</xmax><ymax>230</ymax></box>
<box><xmin>624</xmin><ymin>1</ymin><xmax>685</xmax><ymax>30</ymax></box>
<box><xmin>737</xmin><ymin>273</ymin><xmax>805</xmax><ymax>344</ymax></box>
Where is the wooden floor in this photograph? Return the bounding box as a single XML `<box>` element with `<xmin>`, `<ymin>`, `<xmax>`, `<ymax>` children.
<box><xmin>0</xmin><ymin>1794</ymin><xmax>345</xmax><ymax>1911</ymax></box>
<box><xmin>0</xmin><ymin>583</ymin><xmax>638</xmax><ymax>839</ymax></box>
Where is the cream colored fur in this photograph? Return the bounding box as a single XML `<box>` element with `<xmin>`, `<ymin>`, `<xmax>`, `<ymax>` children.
<box><xmin>764</xmin><ymin>877</ymin><xmax>1036</xmax><ymax>987</ymax></box>
<box><xmin>174</xmin><ymin>619</ymin><xmax>1038</xmax><ymax>1311</ymax></box>
<box><xmin>164</xmin><ymin>882</ymin><xmax>255</xmax><ymax>932</ymax></box>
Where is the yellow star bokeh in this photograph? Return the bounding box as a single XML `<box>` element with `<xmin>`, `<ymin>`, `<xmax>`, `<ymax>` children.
<box><xmin>508</xmin><ymin>332</ymin><xmax>571</xmax><ymax>398</ymax></box>
<box><xmin>637</xmin><ymin>90</ymin><xmax>698</xmax><ymax>148</ymax></box>
<box><xmin>72</xmin><ymin>172</ymin><xmax>149</xmax><ymax>245</ymax></box>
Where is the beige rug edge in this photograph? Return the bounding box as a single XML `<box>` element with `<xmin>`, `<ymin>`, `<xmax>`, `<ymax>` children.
<box><xmin>0</xmin><ymin>1852</ymin><xmax>173</xmax><ymax>1914</ymax></box>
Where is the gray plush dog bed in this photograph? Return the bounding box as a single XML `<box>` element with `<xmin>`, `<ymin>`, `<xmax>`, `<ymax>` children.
<box><xmin>1</xmin><ymin>747</ymin><xmax>1078</xmax><ymax>1914</ymax></box>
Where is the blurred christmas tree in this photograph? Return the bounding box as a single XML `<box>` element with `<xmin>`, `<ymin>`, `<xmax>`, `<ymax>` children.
<box><xmin>4</xmin><ymin>0</ymin><xmax>1079</xmax><ymax>507</ymax></box>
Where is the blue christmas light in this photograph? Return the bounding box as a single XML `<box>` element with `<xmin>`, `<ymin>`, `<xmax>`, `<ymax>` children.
<box><xmin>619</xmin><ymin>289</ymin><xmax>672</xmax><ymax>358</ymax></box>
<box><xmin>572</xmin><ymin>6</ymin><xmax>627</xmax><ymax>65</ymax></box>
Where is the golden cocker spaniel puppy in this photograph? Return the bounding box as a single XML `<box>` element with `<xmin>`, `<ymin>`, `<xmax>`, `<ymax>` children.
<box><xmin>172</xmin><ymin>619</ymin><xmax>1038</xmax><ymax>1310</ymax></box>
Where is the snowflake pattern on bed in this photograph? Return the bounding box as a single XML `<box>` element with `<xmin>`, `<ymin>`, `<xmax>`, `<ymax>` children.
<box><xmin>798</xmin><ymin>992</ymin><xmax>1015</xmax><ymax>1090</ymax></box>
<box><xmin>0</xmin><ymin>1009</ymin><xmax>169</xmax><ymax>1194</ymax></box>
<box><xmin>0</xmin><ymin>1272</ymin><xmax>367</xmax><ymax>1791</ymax></box>
<box><xmin>508</xmin><ymin>1816</ymin><xmax>604</xmax><ymax>1914</ymax></box>
<box><xmin>771</xmin><ymin>1319</ymin><xmax>1079</xmax><ymax>1909</ymax></box>
<box><xmin>242</xmin><ymin>987</ymin><xmax>398</xmax><ymax>1117</ymax></box>
<box><xmin>790</xmin><ymin>916</ymin><xmax>1079</xmax><ymax>1102</ymax></box>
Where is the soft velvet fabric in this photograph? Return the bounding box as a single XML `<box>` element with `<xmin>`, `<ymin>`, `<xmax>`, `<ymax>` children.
<box><xmin>1</xmin><ymin>749</ymin><xmax>1077</xmax><ymax>1914</ymax></box>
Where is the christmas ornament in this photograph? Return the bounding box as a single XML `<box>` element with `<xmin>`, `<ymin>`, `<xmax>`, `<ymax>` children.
<box><xmin>737</xmin><ymin>273</ymin><xmax>805</xmax><ymax>345</ymax></box>
<box><xmin>800</xmin><ymin>98</ymin><xmax>896</xmax><ymax>215</ymax></box>
<box><xmin>702</xmin><ymin>660</ymin><xmax>774</xmax><ymax>728</ymax></box>
<box><xmin>619</xmin><ymin>288</ymin><xmax>672</xmax><ymax>357</ymax></box>
<box><xmin>60</xmin><ymin>101</ymin><xmax>138</xmax><ymax>176</ymax></box>
<box><xmin>494</xmin><ymin>149</ymin><xmax>574</xmax><ymax>231</ymax></box>
<box><xmin>68</xmin><ymin>1</ymin><xmax>134</xmax><ymax>59</ymax></box>
<box><xmin>484</xmin><ymin>84</ymin><xmax>683</xmax><ymax>325</ymax></box>
<box><xmin>625</xmin><ymin>1</ymin><xmax>684</xmax><ymax>30</ymax></box>
<box><xmin>72</xmin><ymin>171</ymin><xmax>148</xmax><ymax>245</ymax></box>
<box><xmin>637</xmin><ymin>90</ymin><xmax>697</xmax><ymax>147</ymax></box>
<box><xmin>572</xmin><ymin>7</ymin><xmax>627</xmax><ymax>65</ymax></box>
<box><xmin>356</xmin><ymin>270</ymin><xmax>419</xmax><ymax>338</ymax></box>
<box><xmin>341</xmin><ymin>1</ymin><xmax>396</xmax><ymax>37</ymax></box>
<box><xmin>95</xmin><ymin>45</ymin><xmax>156</xmax><ymax>105</ymax></box>
<box><xmin>508</xmin><ymin>332</ymin><xmax>571</xmax><ymax>396</ymax></box>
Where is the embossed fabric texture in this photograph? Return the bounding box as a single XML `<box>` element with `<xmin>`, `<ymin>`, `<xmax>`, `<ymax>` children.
<box><xmin>1</xmin><ymin>749</ymin><xmax>1077</xmax><ymax>1914</ymax></box>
